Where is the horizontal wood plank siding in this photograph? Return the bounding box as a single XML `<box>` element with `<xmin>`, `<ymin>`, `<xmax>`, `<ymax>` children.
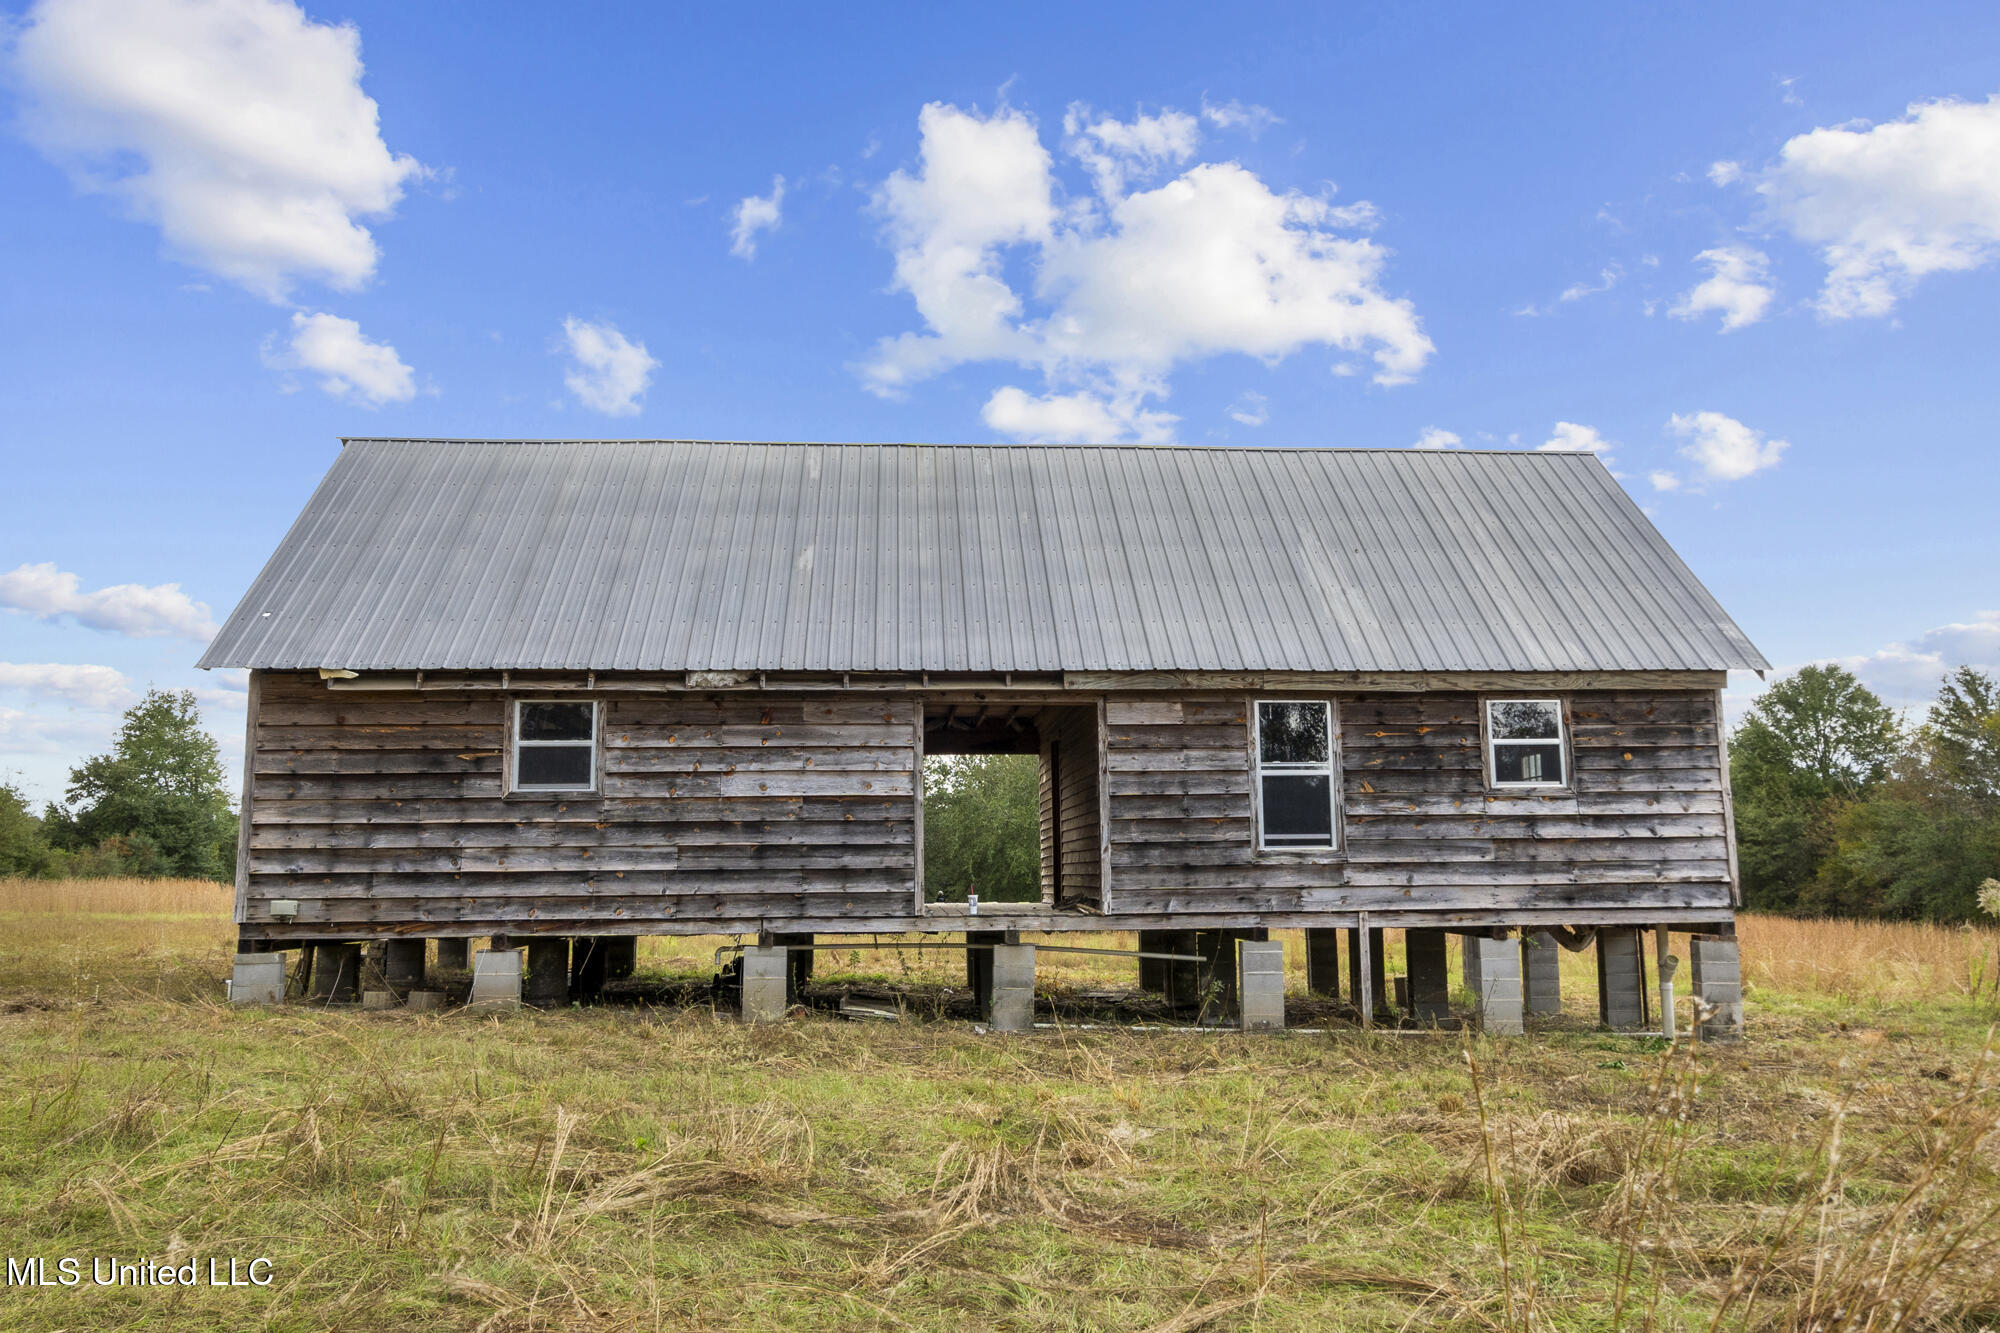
<box><xmin>1106</xmin><ymin>690</ymin><xmax>1732</xmax><ymax>916</ymax></box>
<box><xmin>244</xmin><ymin>673</ymin><xmax>915</xmax><ymax>933</ymax></box>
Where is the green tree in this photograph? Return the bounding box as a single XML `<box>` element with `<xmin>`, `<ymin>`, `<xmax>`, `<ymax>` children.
<box><xmin>921</xmin><ymin>754</ymin><xmax>1041</xmax><ymax>902</ymax></box>
<box><xmin>1731</xmin><ymin>664</ymin><xmax>1899</xmax><ymax>912</ymax></box>
<box><xmin>0</xmin><ymin>779</ymin><xmax>57</xmax><ymax>877</ymax></box>
<box><xmin>48</xmin><ymin>688</ymin><xmax>237</xmax><ymax>881</ymax></box>
<box><xmin>1921</xmin><ymin>666</ymin><xmax>2000</xmax><ymax>803</ymax></box>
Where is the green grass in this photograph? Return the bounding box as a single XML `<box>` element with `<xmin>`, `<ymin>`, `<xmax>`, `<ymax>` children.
<box><xmin>2</xmin><ymin>885</ymin><xmax>1997</xmax><ymax>1331</ymax></box>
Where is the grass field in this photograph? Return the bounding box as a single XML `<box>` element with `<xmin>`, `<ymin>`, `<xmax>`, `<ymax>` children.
<box><xmin>2</xmin><ymin>878</ymin><xmax>1997</xmax><ymax>1331</ymax></box>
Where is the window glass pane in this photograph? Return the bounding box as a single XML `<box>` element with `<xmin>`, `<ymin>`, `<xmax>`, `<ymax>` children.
<box><xmin>1492</xmin><ymin>742</ymin><xmax>1564</xmax><ymax>785</ymax></box>
<box><xmin>1488</xmin><ymin>700</ymin><xmax>1560</xmax><ymax>741</ymax></box>
<box><xmin>1261</xmin><ymin>773</ymin><xmax>1333</xmax><ymax>842</ymax></box>
<box><xmin>518</xmin><ymin>744</ymin><xmax>593</xmax><ymax>788</ymax></box>
<box><xmin>520</xmin><ymin>702</ymin><xmax>594</xmax><ymax>741</ymax></box>
<box><xmin>1258</xmin><ymin>701</ymin><xmax>1329</xmax><ymax>764</ymax></box>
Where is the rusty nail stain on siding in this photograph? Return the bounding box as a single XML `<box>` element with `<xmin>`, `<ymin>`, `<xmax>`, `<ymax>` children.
<box><xmin>1622</xmin><ymin>752</ymin><xmax>1633</xmax><ymax>761</ymax></box>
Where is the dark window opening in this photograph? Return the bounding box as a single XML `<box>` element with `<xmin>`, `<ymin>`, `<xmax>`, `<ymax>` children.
<box><xmin>513</xmin><ymin>700</ymin><xmax>597</xmax><ymax>792</ymax></box>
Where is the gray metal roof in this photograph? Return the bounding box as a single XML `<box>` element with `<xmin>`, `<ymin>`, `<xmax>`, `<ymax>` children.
<box><xmin>198</xmin><ymin>439</ymin><xmax>1768</xmax><ymax>674</ymax></box>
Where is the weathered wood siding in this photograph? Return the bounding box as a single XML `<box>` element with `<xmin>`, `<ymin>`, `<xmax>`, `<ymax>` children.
<box><xmin>1038</xmin><ymin>705</ymin><xmax>1103</xmax><ymax>908</ymax></box>
<box><xmin>1105</xmin><ymin>691</ymin><xmax>1731</xmax><ymax>917</ymax></box>
<box><xmin>244</xmin><ymin>673</ymin><xmax>916</xmax><ymax>934</ymax></box>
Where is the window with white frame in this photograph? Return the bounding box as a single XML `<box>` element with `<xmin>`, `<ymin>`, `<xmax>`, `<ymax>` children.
<box><xmin>1485</xmin><ymin>699</ymin><xmax>1567</xmax><ymax>787</ymax></box>
<box><xmin>512</xmin><ymin>700</ymin><xmax>597</xmax><ymax>792</ymax></box>
<box><xmin>1254</xmin><ymin>700</ymin><xmax>1337</xmax><ymax>849</ymax></box>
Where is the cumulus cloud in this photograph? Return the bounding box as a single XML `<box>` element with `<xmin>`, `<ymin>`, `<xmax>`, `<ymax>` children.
<box><xmin>982</xmin><ymin>385</ymin><xmax>1175</xmax><ymax>444</ymax></box>
<box><xmin>1670</xmin><ymin>246</ymin><xmax>1776</xmax><ymax>331</ymax></box>
<box><xmin>1667</xmin><ymin>410</ymin><xmax>1788</xmax><ymax>482</ymax></box>
<box><xmin>0</xmin><ymin>704</ymin><xmax>111</xmax><ymax>756</ymax></box>
<box><xmin>863</xmin><ymin>100</ymin><xmax>1432</xmax><ymax>442</ymax></box>
<box><xmin>0</xmin><ymin>562</ymin><xmax>217</xmax><ymax>639</ymax></box>
<box><xmin>0</xmin><ymin>662</ymin><xmax>134</xmax><ymax>710</ymax></box>
<box><xmin>730</xmin><ymin>175</ymin><xmax>785</xmax><ymax>259</ymax></box>
<box><xmin>9</xmin><ymin>0</ymin><xmax>424</xmax><ymax>302</ymax></box>
<box><xmin>265</xmin><ymin>311</ymin><xmax>415</xmax><ymax>405</ymax></box>
<box><xmin>1714</xmin><ymin>94</ymin><xmax>2000</xmax><ymax>318</ymax></box>
<box><xmin>1538</xmin><ymin>421</ymin><xmax>1613</xmax><ymax>456</ymax></box>
<box><xmin>1648</xmin><ymin>470</ymin><xmax>1682</xmax><ymax>492</ymax></box>
<box><xmin>1413</xmin><ymin>427</ymin><xmax>1461</xmax><ymax>449</ymax></box>
<box><xmin>1821</xmin><ymin>611</ymin><xmax>2000</xmax><ymax>710</ymax></box>
<box><xmin>559</xmin><ymin>317</ymin><xmax>658</xmax><ymax>416</ymax></box>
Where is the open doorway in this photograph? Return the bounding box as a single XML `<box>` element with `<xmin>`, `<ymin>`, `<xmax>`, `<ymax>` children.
<box><xmin>920</xmin><ymin>702</ymin><xmax>1103</xmax><ymax>910</ymax></box>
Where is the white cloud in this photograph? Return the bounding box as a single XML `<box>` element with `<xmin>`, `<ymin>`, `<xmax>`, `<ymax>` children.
<box><xmin>730</xmin><ymin>175</ymin><xmax>785</xmax><ymax>259</ymax></box>
<box><xmin>982</xmin><ymin>385</ymin><xmax>1175</xmax><ymax>444</ymax></box>
<box><xmin>9</xmin><ymin>0</ymin><xmax>423</xmax><ymax>302</ymax></box>
<box><xmin>559</xmin><ymin>317</ymin><xmax>658</xmax><ymax>416</ymax></box>
<box><xmin>0</xmin><ymin>662</ymin><xmax>134</xmax><ymax>710</ymax></box>
<box><xmin>863</xmin><ymin>100</ymin><xmax>1431</xmax><ymax>441</ymax></box>
<box><xmin>1648</xmin><ymin>470</ymin><xmax>1682</xmax><ymax>492</ymax></box>
<box><xmin>0</xmin><ymin>704</ymin><xmax>110</xmax><ymax>757</ymax></box>
<box><xmin>1228</xmin><ymin>391</ymin><xmax>1268</xmax><ymax>427</ymax></box>
<box><xmin>1667</xmin><ymin>410</ymin><xmax>1788</xmax><ymax>482</ymax></box>
<box><xmin>1413</xmin><ymin>426</ymin><xmax>1461</xmax><ymax>449</ymax></box>
<box><xmin>266</xmin><ymin>311</ymin><xmax>415</xmax><ymax>405</ymax></box>
<box><xmin>1063</xmin><ymin>103</ymin><xmax>1199</xmax><ymax>198</ymax></box>
<box><xmin>1670</xmin><ymin>246</ymin><xmax>1776</xmax><ymax>331</ymax></box>
<box><xmin>1200</xmin><ymin>99</ymin><xmax>1281</xmax><ymax>135</ymax></box>
<box><xmin>1538</xmin><ymin>421</ymin><xmax>1613</xmax><ymax>455</ymax></box>
<box><xmin>1715</xmin><ymin>95</ymin><xmax>2000</xmax><ymax>318</ymax></box>
<box><xmin>1559</xmin><ymin>264</ymin><xmax>1623</xmax><ymax>302</ymax></box>
<box><xmin>0</xmin><ymin>562</ymin><xmax>217</xmax><ymax>639</ymax></box>
<box><xmin>1817</xmin><ymin>611</ymin><xmax>2000</xmax><ymax>711</ymax></box>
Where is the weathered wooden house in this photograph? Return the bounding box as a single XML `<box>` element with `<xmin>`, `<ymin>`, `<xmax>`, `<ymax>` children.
<box><xmin>206</xmin><ymin>439</ymin><xmax>1764</xmax><ymax>1033</ymax></box>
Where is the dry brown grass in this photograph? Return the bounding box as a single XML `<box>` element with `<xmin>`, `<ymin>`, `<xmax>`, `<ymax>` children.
<box><xmin>1738</xmin><ymin>912</ymin><xmax>2000</xmax><ymax>1007</ymax></box>
<box><xmin>1</xmin><ymin>879</ymin><xmax>1998</xmax><ymax>1331</ymax></box>
<box><xmin>0</xmin><ymin>874</ymin><xmax>233</xmax><ymax>916</ymax></box>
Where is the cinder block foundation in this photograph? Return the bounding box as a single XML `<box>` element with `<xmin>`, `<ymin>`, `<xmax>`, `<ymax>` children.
<box><xmin>230</xmin><ymin>951</ymin><xmax>286</xmax><ymax>1005</ymax></box>
<box><xmin>467</xmin><ymin>948</ymin><xmax>522</xmax><ymax>1010</ymax></box>
<box><xmin>1237</xmin><ymin>940</ymin><xmax>1285</xmax><ymax>1031</ymax></box>
<box><xmin>361</xmin><ymin>990</ymin><xmax>395</xmax><ymax>1010</ymax></box>
<box><xmin>1462</xmin><ymin>935</ymin><xmax>1524</xmax><ymax>1035</ymax></box>
<box><xmin>740</xmin><ymin>945</ymin><xmax>789</xmax><ymax>1023</ymax></box>
<box><xmin>1689</xmin><ymin>937</ymin><xmax>1745</xmax><ymax>1040</ymax></box>
<box><xmin>406</xmin><ymin>990</ymin><xmax>445</xmax><ymax>1012</ymax></box>
<box><xmin>1596</xmin><ymin>927</ymin><xmax>1647</xmax><ymax>1031</ymax></box>
<box><xmin>1522</xmin><ymin>931</ymin><xmax>1563</xmax><ymax>1015</ymax></box>
<box><xmin>985</xmin><ymin>943</ymin><xmax>1036</xmax><ymax>1032</ymax></box>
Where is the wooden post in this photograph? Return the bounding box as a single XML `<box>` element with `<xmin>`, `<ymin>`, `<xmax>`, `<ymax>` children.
<box><xmin>1163</xmin><ymin>929</ymin><xmax>1200</xmax><ymax>1010</ymax></box>
<box><xmin>1137</xmin><ymin>929</ymin><xmax>1170</xmax><ymax>993</ymax></box>
<box><xmin>1404</xmin><ymin>928</ymin><xmax>1450</xmax><ymax>1024</ymax></box>
<box><xmin>1305</xmin><ymin>927</ymin><xmax>1341</xmax><ymax>996</ymax></box>
<box><xmin>1356</xmin><ymin>917</ymin><xmax>1374</xmax><ymax>1029</ymax></box>
<box><xmin>604</xmin><ymin>937</ymin><xmax>637</xmax><ymax>979</ymax></box>
<box><xmin>965</xmin><ymin>930</ymin><xmax>1004</xmax><ymax>1019</ymax></box>
<box><xmin>524</xmin><ymin>938</ymin><xmax>571</xmax><ymax>1008</ymax></box>
<box><xmin>310</xmin><ymin>943</ymin><xmax>360</xmax><ymax>1004</ymax></box>
<box><xmin>1657</xmin><ymin>927</ymin><xmax>1677</xmax><ymax>1042</ymax></box>
<box><xmin>570</xmin><ymin>937</ymin><xmax>608</xmax><ymax>1001</ymax></box>
<box><xmin>1193</xmin><ymin>929</ymin><xmax>1241</xmax><ymax>1024</ymax></box>
<box><xmin>772</xmin><ymin>932</ymin><xmax>814</xmax><ymax>1003</ymax></box>
<box><xmin>384</xmin><ymin>940</ymin><xmax>426</xmax><ymax>994</ymax></box>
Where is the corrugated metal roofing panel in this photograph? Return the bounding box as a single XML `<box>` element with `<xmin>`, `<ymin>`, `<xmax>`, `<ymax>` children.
<box><xmin>198</xmin><ymin>439</ymin><xmax>1769</xmax><ymax>673</ymax></box>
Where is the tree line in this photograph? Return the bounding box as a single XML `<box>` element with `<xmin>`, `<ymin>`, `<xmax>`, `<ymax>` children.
<box><xmin>1733</xmin><ymin>664</ymin><xmax>2000</xmax><ymax>920</ymax></box>
<box><xmin>0</xmin><ymin>688</ymin><xmax>237</xmax><ymax>881</ymax></box>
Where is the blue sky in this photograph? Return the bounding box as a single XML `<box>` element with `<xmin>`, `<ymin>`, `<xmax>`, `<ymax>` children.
<box><xmin>2</xmin><ymin>0</ymin><xmax>1998</xmax><ymax>803</ymax></box>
